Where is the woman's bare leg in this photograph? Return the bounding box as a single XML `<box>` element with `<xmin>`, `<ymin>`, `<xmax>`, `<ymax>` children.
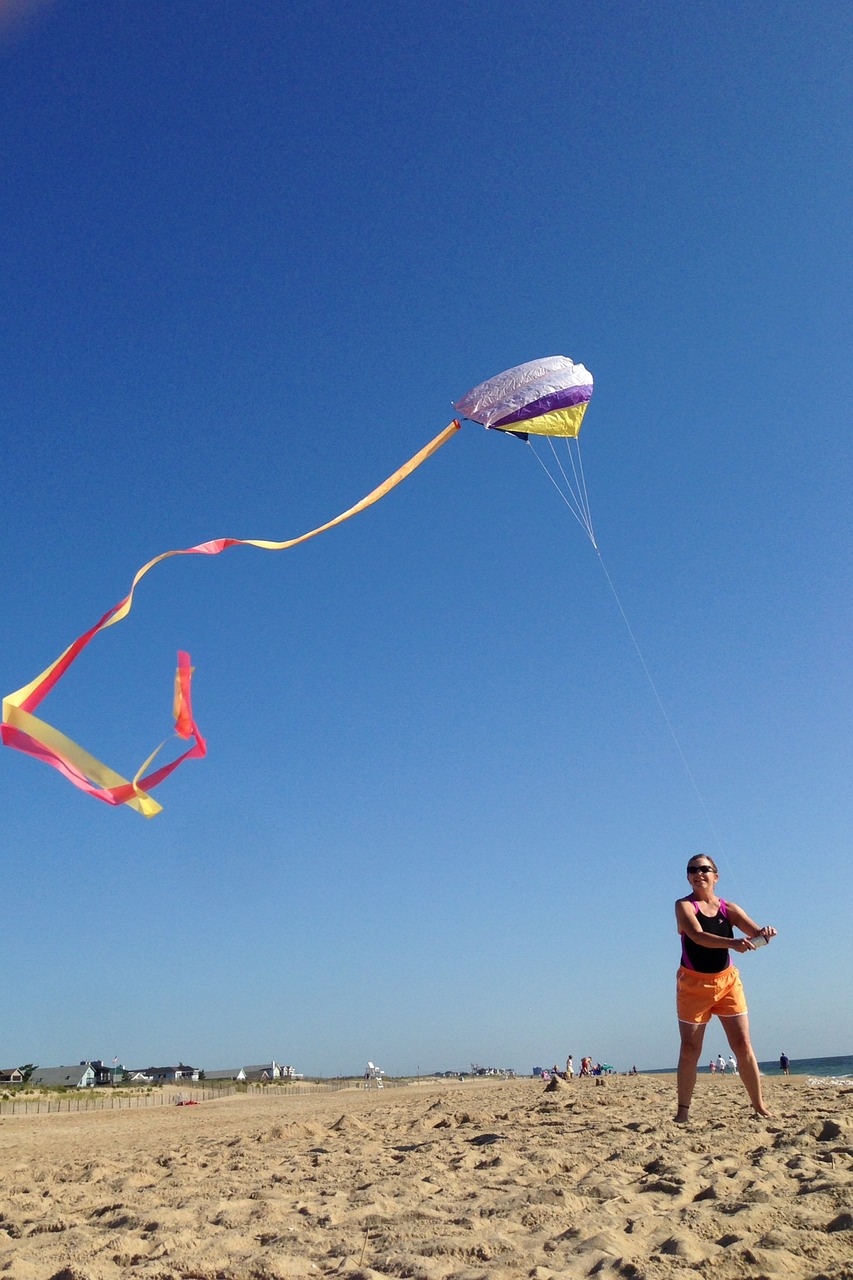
<box><xmin>721</xmin><ymin>1014</ymin><xmax>771</xmax><ymax>1116</ymax></box>
<box><xmin>675</xmin><ymin>1021</ymin><xmax>707</xmax><ymax>1121</ymax></box>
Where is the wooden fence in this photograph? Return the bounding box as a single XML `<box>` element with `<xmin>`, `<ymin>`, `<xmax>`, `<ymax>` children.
<box><xmin>0</xmin><ymin>1086</ymin><xmax>229</xmax><ymax>1115</ymax></box>
<box><xmin>0</xmin><ymin>1079</ymin><xmax>371</xmax><ymax>1116</ymax></box>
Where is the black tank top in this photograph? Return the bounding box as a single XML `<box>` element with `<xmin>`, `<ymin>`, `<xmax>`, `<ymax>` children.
<box><xmin>681</xmin><ymin>899</ymin><xmax>732</xmax><ymax>973</ymax></box>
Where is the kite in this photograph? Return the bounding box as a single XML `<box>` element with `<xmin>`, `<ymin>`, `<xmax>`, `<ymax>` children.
<box><xmin>2</xmin><ymin>356</ymin><xmax>594</xmax><ymax>816</ymax></box>
<box><xmin>453</xmin><ymin>354</ymin><xmax>593</xmax><ymax>440</ymax></box>
<box><xmin>454</xmin><ymin>355</ymin><xmax>597</xmax><ymax>547</ymax></box>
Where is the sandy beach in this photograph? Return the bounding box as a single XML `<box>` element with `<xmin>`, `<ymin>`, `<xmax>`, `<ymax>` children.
<box><xmin>0</xmin><ymin>1073</ymin><xmax>850</xmax><ymax>1280</ymax></box>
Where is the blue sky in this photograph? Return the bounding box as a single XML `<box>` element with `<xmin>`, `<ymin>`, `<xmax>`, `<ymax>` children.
<box><xmin>1</xmin><ymin>0</ymin><xmax>850</xmax><ymax>1077</ymax></box>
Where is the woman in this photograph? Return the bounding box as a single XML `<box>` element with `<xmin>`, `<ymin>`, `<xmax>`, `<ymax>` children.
<box><xmin>674</xmin><ymin>855</ymin><xmax>776</xmax><ymax>1122</ymax></box>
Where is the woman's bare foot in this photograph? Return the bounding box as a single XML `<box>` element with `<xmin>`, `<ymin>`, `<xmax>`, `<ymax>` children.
<box><xmin>674</xmin><ymin>1104</ymin><xmax>690</xmax><ymax>1124</ymax></box>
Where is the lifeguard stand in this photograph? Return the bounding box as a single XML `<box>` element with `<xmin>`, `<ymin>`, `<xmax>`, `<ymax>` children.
<box><xmin>364</xmin><ymin>1061</ymin><xmax>385</xmax><ymax>1089</ymax></box>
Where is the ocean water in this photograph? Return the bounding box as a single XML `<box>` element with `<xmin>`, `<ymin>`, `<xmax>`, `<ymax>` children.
<box><xmin>646</xmin><ymin>1053</ymin><xmax>852</xmax><ymax>1080</ymax></box>
<box><xmin>757</xmin><ymin>1053</ymin><xmax>853</xmax><ymax>1080</ymax></box>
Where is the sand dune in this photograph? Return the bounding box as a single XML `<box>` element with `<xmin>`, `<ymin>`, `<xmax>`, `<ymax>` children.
<box><xmin>0</xmin><ymin>1073</ymin><xmax>850</xmax><ymax>1279</ymax></box>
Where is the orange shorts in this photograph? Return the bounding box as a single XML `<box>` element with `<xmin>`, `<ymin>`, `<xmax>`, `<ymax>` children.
<box><xmin>676</xmin><ymin>965</ymin><xmax>747</xmax><ymax>1024</ymax></box>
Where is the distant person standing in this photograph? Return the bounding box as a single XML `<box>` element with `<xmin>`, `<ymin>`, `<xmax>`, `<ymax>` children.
<box><xmin>565</xmin><ymin>1056</ymin><xmax>574</xmax><ymax>1078</ymax></box>
<box><xmin>717</xmin><ymin>1053</ymin><xmax>727</xmax><ymax>1073</ymax></box>
<box><xmin>674</xmin><ymin>855</ymin><xmax>777</xmax><ymax>1122</ymax></box>
<box><xmin>728</xmin><ymin>1055</ymin><xmax>738</xmax><ymax>1075</ymax></box>
<box><xmin>779</xmin><ymin>1053</ymin><xmax>790</xmax><ymax>1075</ymax></box>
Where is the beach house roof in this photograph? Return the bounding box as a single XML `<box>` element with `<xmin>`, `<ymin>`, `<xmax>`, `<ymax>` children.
<box><xmin>242</xmin><ymin>1063</ymin><xmax>280</xmax><ymax>1080</ymax></box>
<box><xmin>142</xmin><ymin>1064</ymin><xmax>200</xmax><ymax>1082</ymax></box>
<box><xmin>29</xmin><ymin>1064</ymin><xmax>97</xmax><ymax>1088</ymax></box>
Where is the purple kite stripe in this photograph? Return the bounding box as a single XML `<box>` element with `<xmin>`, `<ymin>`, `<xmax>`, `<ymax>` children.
<box><xmin>493</xmin><ymin>383</ymin><xmax>592</xmax><ymax>428</ymax></box>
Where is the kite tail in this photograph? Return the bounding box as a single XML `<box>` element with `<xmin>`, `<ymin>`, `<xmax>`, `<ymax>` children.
<box><xmin>2</xmin><ymin>422</ymin><xmax>461</xmax><ymax>816</ymax></box>
<box><xmin>1</xmin><ymin>653</ymin><xmax>205</xmax><ymax>818</ymax></box>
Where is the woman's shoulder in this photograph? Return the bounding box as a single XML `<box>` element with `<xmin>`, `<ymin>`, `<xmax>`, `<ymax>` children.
<box><xmin>677</xmin><ymin>894</ymin><xmax>725</xmax><ymax>916</ymax></box>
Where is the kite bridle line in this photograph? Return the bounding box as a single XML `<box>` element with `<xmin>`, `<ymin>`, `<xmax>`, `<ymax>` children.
<box><xmin>523</xmin><ymin>434</ymin><xmax>726</xmax><ymax>863</ymax></box>
<box><xmin>525</xmin><ymin>435</ymin><xmax>597</xmax><ymax>549</ymax></box>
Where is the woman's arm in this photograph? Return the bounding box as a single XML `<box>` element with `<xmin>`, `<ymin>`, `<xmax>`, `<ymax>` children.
<box><xmin>725</xmin><ymin>900</ymin><xmax>777</xmax><ymax>942</ymax></box>
<box><xmin>675</xmin><ymin>898</ymin><xmax>754</xmax><ymax>952</ymax></box>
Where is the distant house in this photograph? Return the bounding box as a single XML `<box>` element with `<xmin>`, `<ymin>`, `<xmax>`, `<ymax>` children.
<box><xmin>143</xmin><ymin>1064</ymin><xmax>200</xmax><ymax>1083</ymax></box>
<box><xmin>205</xmin><ymin>1061</ymin><xmax>300</xmax><ymax>1083</ymax></box>
<box><xmin>30</xmin><ymin>1064</ymin><xmax>97</xmax><ymax>1089</ymax></box>
<box><xmin>241</xmin><ymin>1061</ymin><xmax>302</xmax><ymax>1082</ymax></box>
<box><xmin>242</xmin><ymin>1062</ymin><xmax>281</xmax><ymax>1082</ymax></box>
<box><xmin>0</xmin><ymin>1068</ymin><xmax>24</xmax><ymax>1084</ymax></box>
<box><xmin>87</xmin><ymin>1059</ymin><xmax>125</xmax><ymax>1086</ymax></box>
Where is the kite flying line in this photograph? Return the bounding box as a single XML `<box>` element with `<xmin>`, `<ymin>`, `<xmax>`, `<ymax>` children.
<box><xmin>518</xmin><ymin>431</ymin><xmax>726</xmax><ymax>862</ymax></box>
<box><xmin>593</xmin><ymin>547</ymin><xmax>725</xmax><ymax>861</ymax></box>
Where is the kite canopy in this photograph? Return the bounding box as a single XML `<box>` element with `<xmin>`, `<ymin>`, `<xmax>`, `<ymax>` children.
<box><xmin>453</xmin><ymin>355</ymin><xmax>593</xmax><ymax>439</ymax></box>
